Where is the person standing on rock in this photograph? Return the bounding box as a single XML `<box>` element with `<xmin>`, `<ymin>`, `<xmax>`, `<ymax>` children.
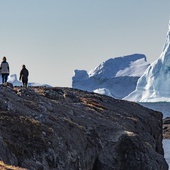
<box><xmin>0</xmin><ymin>56</ymin><xmax>10</xmax><ymax>85</ymax></box>
<box><xmin>19</xmin><ymin>64</ymin><xmax>29</xmax><ymax>88</ymax></box>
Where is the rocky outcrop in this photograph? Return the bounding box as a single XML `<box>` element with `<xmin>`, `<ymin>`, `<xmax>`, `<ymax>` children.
<box><xmin>0</xmin><ymin>85</ymin><xmax>168</xmax><ymax>170</ymax></box>
<box><xmin>163</xmin><ymin>117</ymin><xmax>170</xmax><ymax>139</ymax></box>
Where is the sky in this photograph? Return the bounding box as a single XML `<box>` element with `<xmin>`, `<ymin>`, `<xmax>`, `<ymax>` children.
<box><xmin>0</xmin><ymin>0</ymin><xmax>170</xmax><ymax>87</ymax></box>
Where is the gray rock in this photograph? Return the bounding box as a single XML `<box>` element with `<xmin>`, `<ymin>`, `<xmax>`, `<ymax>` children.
<box><xmin>0</xmin><ymin>86</ymin><xmax>168</xmax><ymax>170</ymax></box>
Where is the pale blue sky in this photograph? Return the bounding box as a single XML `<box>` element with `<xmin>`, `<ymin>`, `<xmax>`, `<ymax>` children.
<box><xmin>0</xmin><ymin>0</ymin><xmax>170</xmax><ymax>87</ymax></box>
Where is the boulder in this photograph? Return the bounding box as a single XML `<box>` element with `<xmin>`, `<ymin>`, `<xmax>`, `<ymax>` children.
<box><xmin>0</xmin><ymin>86</ymin><xmax>168</xmax><ymax>170</ymax></box>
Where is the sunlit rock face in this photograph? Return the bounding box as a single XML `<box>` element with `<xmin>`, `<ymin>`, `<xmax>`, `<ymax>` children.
<box><xmin>125</xmin><ymin>21</ymin><xmax>170</xmax><ymax>102</ymax></box>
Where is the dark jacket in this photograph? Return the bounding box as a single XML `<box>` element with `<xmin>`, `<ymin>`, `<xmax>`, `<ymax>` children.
<box><xmin>19</xmin><ymin>68</ymin><xmax>29</xmax><ymax>80</ymax></box>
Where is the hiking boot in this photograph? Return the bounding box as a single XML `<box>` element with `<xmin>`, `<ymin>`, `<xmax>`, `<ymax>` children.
<box><xmin>23</xmin><ymin>84</ymin><xmax>27</xmax><ymax>89</ymax></box>
<box><xmin>3</xmin><ymin>82</ymin><xmax>7</xmax><ymax>86</ymax></box>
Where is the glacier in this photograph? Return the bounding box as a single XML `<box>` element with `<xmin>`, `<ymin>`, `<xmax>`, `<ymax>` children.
<box><xmin>72</xmin><ymin>54</ymin><xmax>149</xmax><ymax>99</ymax></box>
<box><xmin>124</xmin><ymin>21</ymin><xmax>170</xmax><ymax>102</ymax></box>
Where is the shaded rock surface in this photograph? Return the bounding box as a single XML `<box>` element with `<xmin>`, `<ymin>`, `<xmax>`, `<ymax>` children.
<box><xmin>0</xmin><ymin>85</ymin><xmax>168</xmax><ymax>170</ymax></box>
<box><xmin>163</xmin><ymin>117</ymin><xmax>170</xmax><ymax>139</ymax></box>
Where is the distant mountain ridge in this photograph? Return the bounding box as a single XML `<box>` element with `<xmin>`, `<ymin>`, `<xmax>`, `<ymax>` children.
<box><xmin>72</xmin><ymin>53</ymin><xmax>149</xmax><ymax>99</ymax></box>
